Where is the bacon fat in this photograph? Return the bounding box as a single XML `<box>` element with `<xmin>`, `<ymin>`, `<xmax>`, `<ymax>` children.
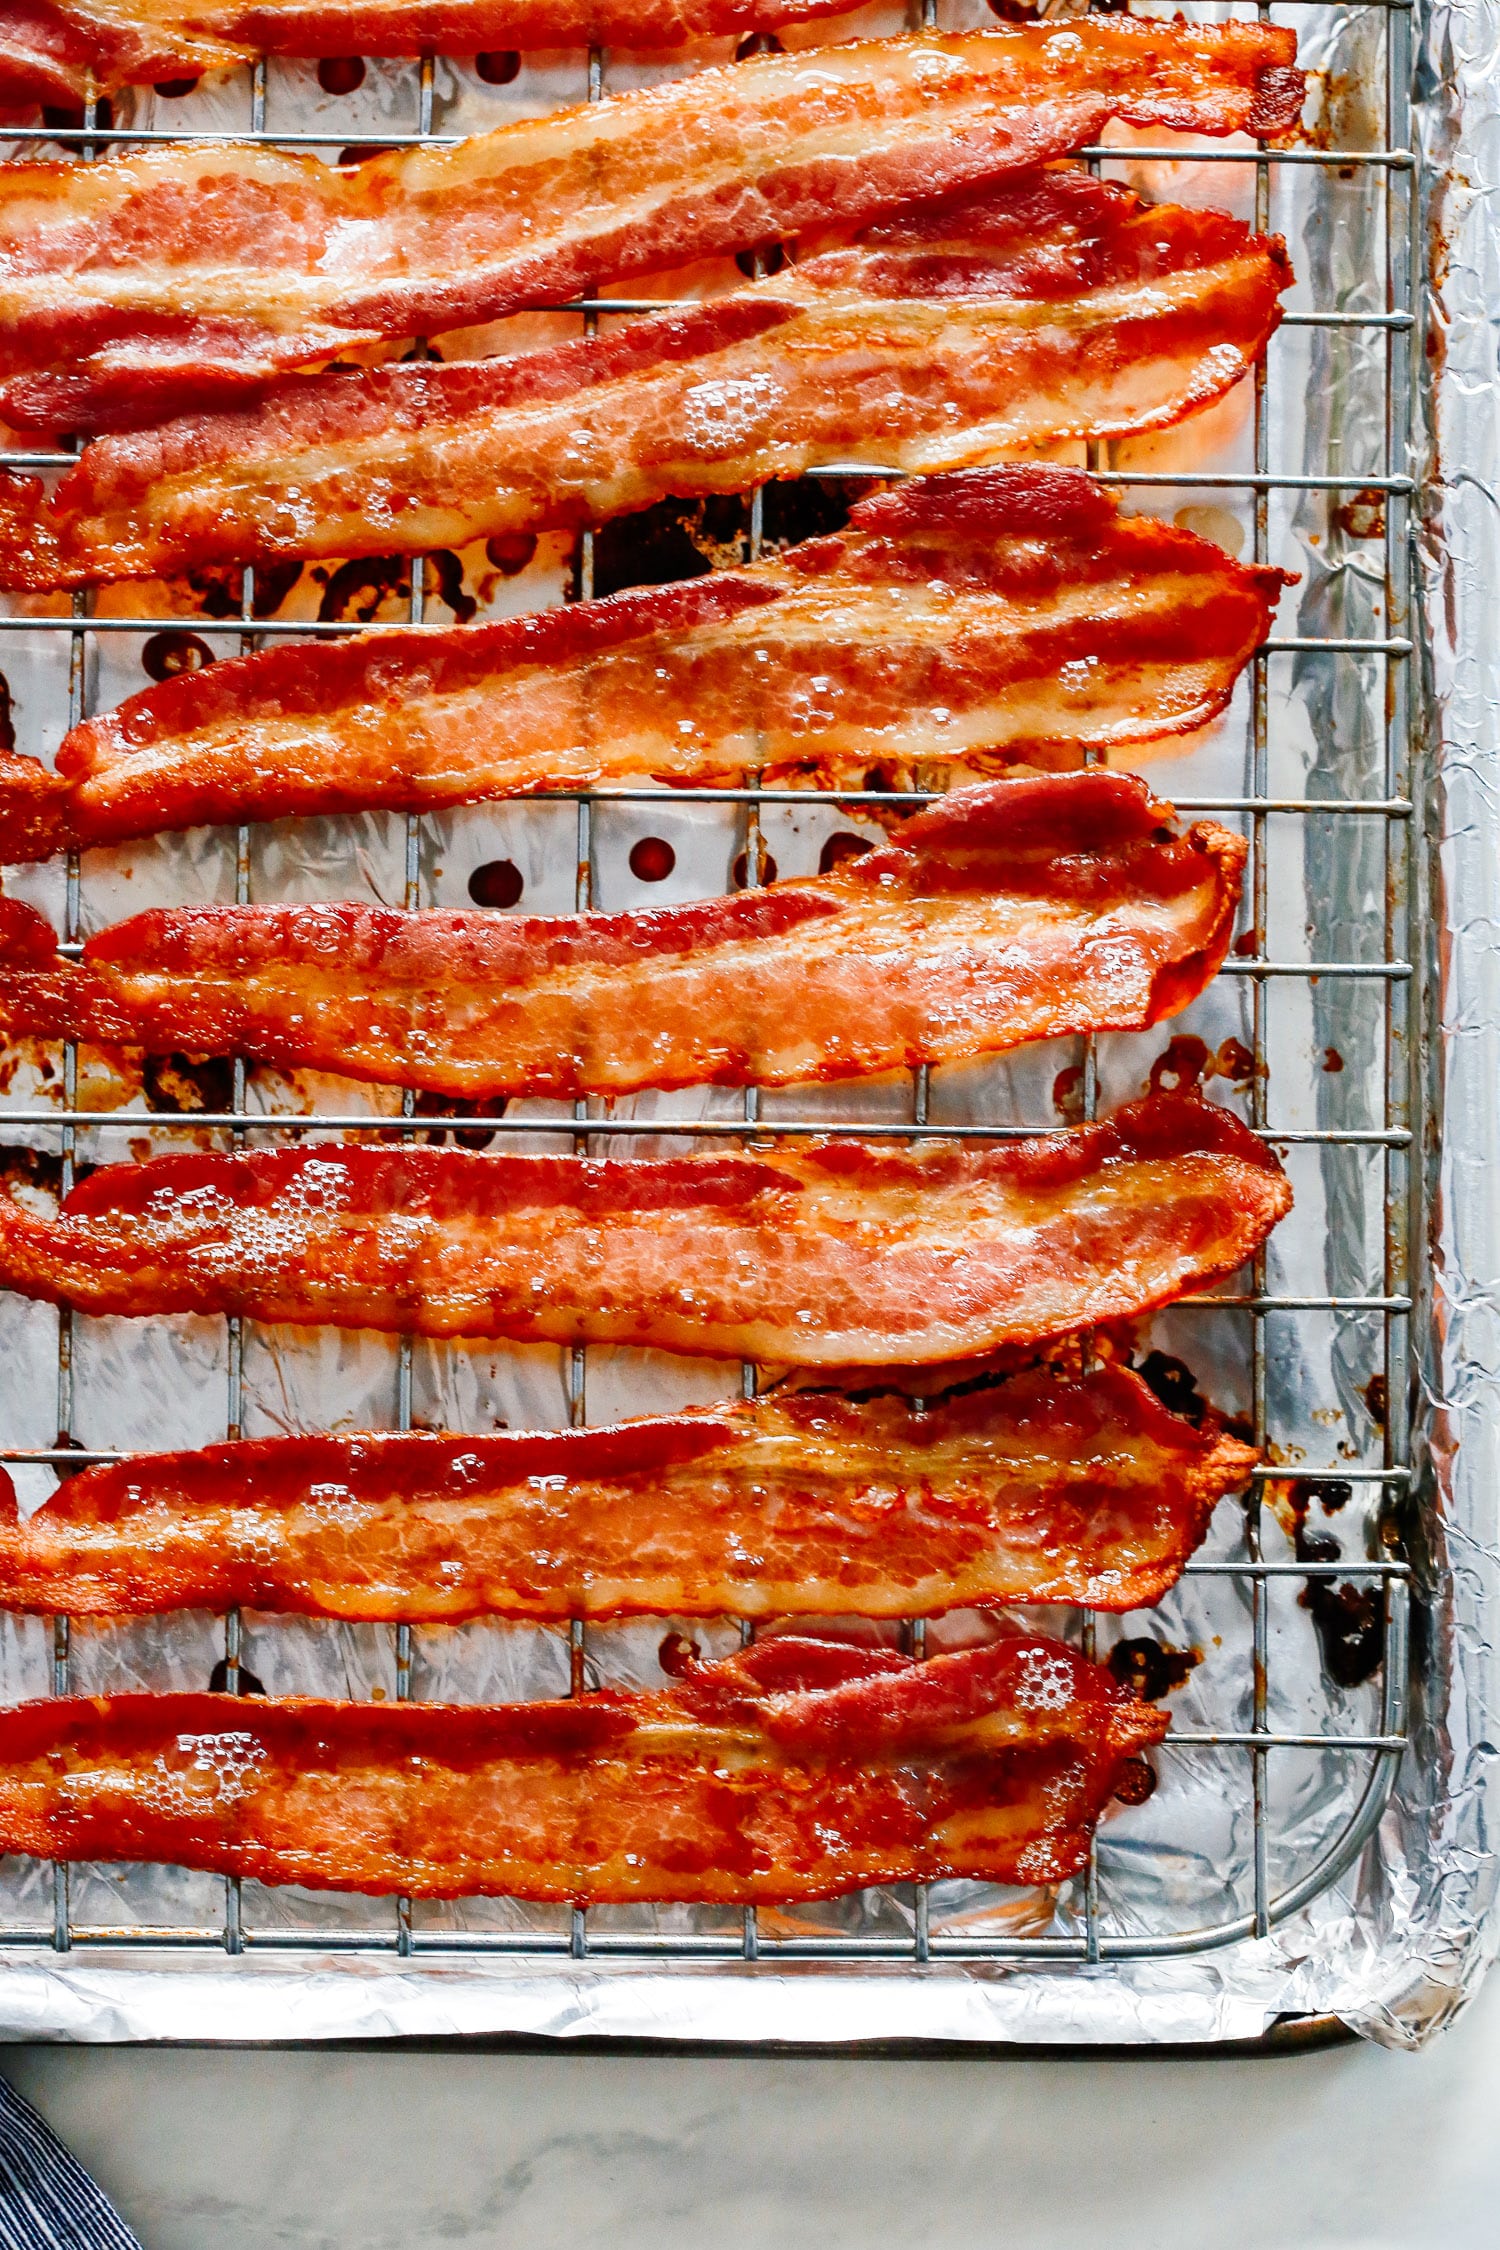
<box><xmin>0</xmin><ymin>1364</ymin><xmax>1255</xmax><ymax>1621</ymax></box>
<box><xmin>0</xmin><ymin>22</ymin><xmax>1303</xmax><ymax>432</ymax></box>
<box><xmin>0</xmin><ymin>1095</ymin><xmax>1291</xmax><ymax>1362</ymax></box>
<box><xmin>0</xmin><ymin>1633</ymin><xmax>1169</xmax><ymax>1899</ymax></box>
<box><xmin>0</xmin><ymin>771</ymin><xmax>1246</xmax><ymax>1098</ymax></box>
<box><xmin>0</xmin><ymin>172</ymin><xmax>1294</xmax><ymax>591</ymax></box>
<box><xmin>0</xmin><ymin>466</ymin><xmax>1287</xmax><ymax>864</ymax></box>
<box><xmin>1</xmin><ymin>0</ymin><xmax>871</xmax><ymax>107</ymax></box>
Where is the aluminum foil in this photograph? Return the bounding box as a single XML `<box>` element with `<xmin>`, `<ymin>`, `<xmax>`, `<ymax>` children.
<box><xmin>0</xmin><ymin>0</ymin><xmax>1494</xmax><ymax>2048</ymax></box>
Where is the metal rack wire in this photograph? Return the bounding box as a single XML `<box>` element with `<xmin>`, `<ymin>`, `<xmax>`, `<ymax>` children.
<box><xmin>0</xmin><ymin>0</ymin><xmax>1418</xmax><ymax>1978</ymax></box>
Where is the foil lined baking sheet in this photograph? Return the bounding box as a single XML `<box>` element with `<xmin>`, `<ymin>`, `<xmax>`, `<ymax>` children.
<box><xmin>0</xmin><ymin>0</ymin><xmax>1493</xmax><ymax>2047</ymax></box>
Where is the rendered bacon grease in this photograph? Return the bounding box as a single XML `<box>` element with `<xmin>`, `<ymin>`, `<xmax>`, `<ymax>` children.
<box><xmin>0</xmin><ymin>1096</ymin><xmax>1292</xmax><ymax>1363</ymax></box>
<box><xmin>0</xmin><ymin>1366</ymin><xmax>1256</xmax><ymax>1621</ymax></box>
<box><xmin>1</xmin><ymin>0</ymin><xmax>876</xmax><ymax>106</ymax></box>
<box><xmin>0</xmin><ymin>467</ymin><xmax>1287</xmax><ymax>863</ymax></box>
<box><xmin>0</xmin><ymin>21</ymin><xmax>1304</xmax><ymax>427</ymax></box>
<box><xmin>0</xmin><ymin>1635</ymin><xmax>1170</xmax><ymax>1899</ymax></box>
<box><xmin>0</xmin><ymin>772</ymin><xmax>1246</xmax><ymax>1099</ymax></box>
<box><xmin>0</xmin><ymin>173</ymin><xmax>1294</xmax><ymax>589</ymax></box>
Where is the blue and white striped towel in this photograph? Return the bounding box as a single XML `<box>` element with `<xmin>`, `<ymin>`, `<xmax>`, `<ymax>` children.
<box><xmin>0</xmin><ymin>2076</ymin><xmax>141</xmax><ymax>2250</ymax></box>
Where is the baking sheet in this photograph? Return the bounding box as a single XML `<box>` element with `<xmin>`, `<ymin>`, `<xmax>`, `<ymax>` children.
<box><xmin>0</xmin><ymin>0</ymin><xmax>1493</xmax><ymax>2047</ymax></box>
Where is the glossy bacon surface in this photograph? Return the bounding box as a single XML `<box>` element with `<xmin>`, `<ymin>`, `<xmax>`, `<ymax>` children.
<box><xmin>0</xmin><ymin>1633</ymin><xmax>1169</xmax><ymax>1899</ymax></box>
<box><xmin>0</xmin><ymin>772</ymin><xmax>1246</xmax><ymax>1097</ymax></box>
<box><xmin>0</xmin><ymin>1095</ymin><xmax>1292</xmax><ymax>1363</ymax></box>
<box><xmin>0</xmin><ymin>0</ymin><xmax>866</xmax><ymax>106</ymax></box>
<box><xmin>0</xmin><ymin>21</ymin><xmax>1303</xmax><ymax>433</ymax></box>
<box><xmin>0</xmin><ymin>468</ymin><xmax>1287</xmax><ymax>863</ymax></box>
<box><xmin>0</xmin><ymin>173</ymin><xmax>1294</xmax><ymax>591</ymax></box>
<box><xmin>0</xmin><ymin>1365</ymin><xmax>1256</xmax><ymax>1620</ymax></box>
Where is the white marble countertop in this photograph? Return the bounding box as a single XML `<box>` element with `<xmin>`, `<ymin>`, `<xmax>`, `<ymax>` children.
<box><xmin>2</xmin><ymin>1972</ymin><xmax>1496</xmax><ymax>2249</ymax></box>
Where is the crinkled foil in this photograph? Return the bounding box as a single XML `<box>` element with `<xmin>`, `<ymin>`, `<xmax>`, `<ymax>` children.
<box><xmin>0</xmin><ymin>0</ymin><xmax>1494</xmax><ymax>2047</ymax></box>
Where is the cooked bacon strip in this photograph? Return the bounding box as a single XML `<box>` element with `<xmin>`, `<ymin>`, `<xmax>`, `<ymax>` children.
<box><xmin>0</xmin><ymin>772</ymin><xmax>1246</xmax><ymax>1098</ymax></box>
<box><xmin>0</xmin><ymin>21</ymin><xmax>1303</xmax><ymax>434</ymax></box>
<box><xmin>0</xmin><ymin>468</ymin><xmax>1288</xmax><ymax>864</ymax></box>
<box><xmin>0</xmin><ymin>1364</ymin><xmax>1255</xmax><ymax>1620</ymax></box>
<box><xmin>0</xmin><ymin>173</ymin><xmax>1294</xmax><ymax>591</ymax></box>
<box><xmin>1</xmin><ymin>0</ymin><xmax>865</xmax><ymax>107</ymax></box>
<box><xmin>0</xmin><ymin>1633</ymin><xmax>1168</xmax><ymax>1899</ymax></box>
<box><xmin>0</xmin><ymin>1095</ymin><xmax>1291</xmax><ymax>1362</ymax></box>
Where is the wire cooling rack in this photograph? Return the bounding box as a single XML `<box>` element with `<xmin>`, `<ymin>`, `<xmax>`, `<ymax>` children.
<box><xmin>0</xmin><ymin>0</ymin><xmax>1419</xmax><ymax>1983</ymax></box>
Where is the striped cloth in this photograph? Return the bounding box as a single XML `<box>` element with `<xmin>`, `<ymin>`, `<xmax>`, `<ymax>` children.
<box><xmin>0</xmin><ymin>2076</ymin><xmax>141</xmax><ymax>2250</ymax></box>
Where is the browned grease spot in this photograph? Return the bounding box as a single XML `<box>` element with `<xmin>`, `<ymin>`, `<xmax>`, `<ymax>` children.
<box><xmin>1108</xmin><ymin>1638</ymin><xmax>1200</xmax><ymax>1703</ymax></box>
<box><xmin>1135</xmin><ymin>1351</ymin><xmax>1210</xmax><ymax>1428</ymax></box>
<box><xmin>1233</xmin><ymin>927</ymin><xmax>1260</xmax><ymax>958</ymax></box>
<box><xmin>427</xmin><ymin>551</ymin><xmax>477</xmax><ymax>625</ymax></box>
<box><xmin>486</xmin><ymin>532</ymin><xmax>538</xmax><ymax>577</ymax></box>
<box><xmin>819</xmin><ymin>832</ymin><xmax>873</xmax><ymax>875</ymax></box>
<box><xmin>318</xmin><ymin>56</ymin><xmax>366</xmax><ymax>94</ymax></box>
<box><xmin>735</xmin><ymin>242</ymin><xmax>789</xmax><ymax>278</ymax></box>
<box><xmin>1335</xmin><ymin>488</ymin><xmax>1387</xmax><ymax>541</ymax></box>
<box><xmin>0</xmin><ymin>1145</ymin><xmax>65</xmax><ymax>1198</ymax></box>
<box><xmin>1111</xmin><ymin>1758</ymin><xmax>1158</xmax><ymax>1806</ymax></box>
<box><xmin>1363</xmin><ymin>1373</ymin><xmax>1388</xmax><ymax>1431</ymax></box>
<box><xmin>590</xmin><ymin>495</ymin><xmax>745</xmax><ymax>600</ymax></box>
<box><xmin>142</xmin><ymin>630</ymin><xmax>213</xmax><ymax>683</ymax></box>
<box><xmin>154</xmin><ymin>76</ymin><xmax>200</xmax><ymax>97</ymax></box>
<box><xmin>658</xmin><ymin>1629</ymin><xmax>702</xmax><ymax>1677</ymax></box>
<box><xmin>1323</xmin><ymin>1046</ymin><xmax>1345</xmax><ymax>1073</ymax></box>
<box><xmin>50</xmin><ymin>1430</ymin><xmax>88</xmax><ymax>1487</ymax></box>
<box><xmin>759</xmin><ymin>476</ymin><xmax>874</xmax><ymax>558</ymax></box>
<box><xmin>1147</xmin><ymin>1033</ymin><xmax>1258</xmax><ymax>1097</ymax></box>
<box><xmin>1052</xmin><ymin>1063</ymin><xmax>1086</xmax><ymax>1126</ymax></box>
<box><xmin>468</xmin><ymin>859</ymin><xmax>524</xmax><ymax>909</ymax></box>
<box><xmin>1285</xmin><ymin>1476</ymin><xmax>1383</xmax><ymax>1689</ymax></box>
<box><xmin>184</xmin><ymin>559</ymin><xmax>301</xmax><ymax>619</ymax></box>
<box><xmin>476</xmin><ymin>50</ymin><xmax>522</xmax><ymax>82</ymax></box>
<box><xmin>629</xmin><ymin>837</ymin><xmax>676</xmax><ymax>883</ymax></box>
<box><xmin>0</xmin><ymin>671</ymin><xmax>14</xmax><ymax>753</ymax></box>
<box><xmin>732</xmin><ymin>848</ymin><xmax>778</xmax><ymax>890</ymax></box>
<box><xmin>316</xmin><ymin>556</ymin><xmax>410</xmax><ymax>625</ymax></box>
<box><xmin>208</xmin><ymin>1658</ymin><xmax>267</xmax><ymax>1695</ymax></box>
<box><xmin>1148</xmin><ymin>1034</ymin><xmax>1211</xmax><ymax>1094</ymax></box>
<box><xmin>411</xmin><ymin>1092</ymin><xmax>509</xmax><ymax>1150</ymax></box>
<box><xmin>43</xmin><ymin>100</ymin><xmax>114</xmax><ymax>131</ymax></box>
<box><xmin>143</xmin><ymin>1052</ymin><xmax>234</xmax><ymax>1115</ymax></box>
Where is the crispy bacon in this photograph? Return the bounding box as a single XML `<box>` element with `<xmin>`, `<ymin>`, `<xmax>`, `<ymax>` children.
<box><xmin>0</xmin><ymin>172</ymin><xmax>1294</xmax><ymax>591</ymax></box>
<box><xmin>0</xmin><ymin>21</ymin><xmax>1303</xmax><ymax>434</ymax></box>
<box><xmin>1</xmin><ymin>0</ymin><xmax>869</xmax><ymax>107</ymax></box>
<box><xmin>0</xmin><ymin>1633</ymin><xmax>1169</xmax><ymax>1899</ymax></box>
<box><xmin>0</xmin><ymin>771</ymin><xmax>1246</xmax><ymax>1097</ymax></box>
<box><xmin>0</xmin><ymin>1095</ymin><xmax>1291</xmax><ymax>1362</ymax></box>
<box><xmin>0</xmin><ymin>1364</ymin><xmax>1255</xmax><ymax>1620</ymax></box>
<box><xmin>0</xmin><ymin>468</ymin><xmax>1288</xmax><ymax>864</ymax></box>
